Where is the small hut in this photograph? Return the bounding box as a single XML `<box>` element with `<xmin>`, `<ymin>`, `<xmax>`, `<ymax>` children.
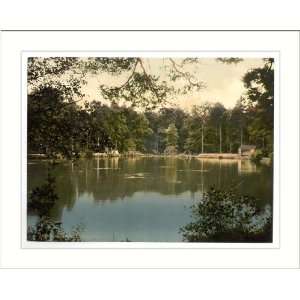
<box><xmin>238</xmin><ymin>145</ymin><xmax>256</xmax><ymax>157</ymax></box>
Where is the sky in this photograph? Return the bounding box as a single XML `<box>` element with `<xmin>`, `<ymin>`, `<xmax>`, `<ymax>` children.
<box><xmin>80</xmin><ymin>57</ymin><xmax>264</xmax><ymax>110</ymax></box>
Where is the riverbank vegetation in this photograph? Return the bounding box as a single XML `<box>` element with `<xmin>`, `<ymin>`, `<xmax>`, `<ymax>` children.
<box><xmin>27</xmin><ymin>168</ymin><xmax>84</xmax><ymax>242</ymax></box>
<box><xmin>27</xmin><ymin>216</ymin><xmax>83</xmax><ymax>242</ymax></box>
<box><xmin>180</xmin><ymin>187</ymin><xmax>272</xmax><ymax>242</ymax></box>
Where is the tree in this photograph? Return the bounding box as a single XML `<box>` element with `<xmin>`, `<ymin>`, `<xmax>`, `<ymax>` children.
<box><xmin>27</xmin><ymin>56</ymin><xmax>274</xmax><ymax>159</ymax></box>
<box><xmin>216</xmin><ymin>57</ymin><xmax>243</xmax><ymax>64</ymax></box>
<box><xmin>217</xmin><ymin>57</ymin><xmax>274</xmax><ymax>155</ymax></box>
<box><xmin>28</xmin><ymin>57</ymin><xmax>205</xmax><ymax>110</ymax></box>
<box><xmin>165</xmin><ymin>123</ymin><xmax>179</xmax><ymax>148</ymax></box>
<box><xmin>228</xmin><ymin>100</ymin><xmax>248</xmax><ymax>152</ymax></box>
<box><xmin>28</xmin><ymin>87</ymin><xmax>82</xmax><ymax>159</ymax></box>
<box><xmin>158</xmin><ymin>107</ymin><xmax>188</xmax><ymax>152</ymax></box>
<box><xmin>184</xmin><ymin>103</ymin><xmax>211</xmax><ymax>154</ymax></box>
<box><xmin>209</xmin><ymin>103</ymin><xmax>226</xmax><ymax>153</ymax></box>
<box><xmin>121</xmin><ymin>107</ymin><xmax>152</xmax><ymax>152</ymax></box>
<box><xmin>241</xmin><ymin>58</ymin><xmax>274</xmax><ymax>154</ymax></box>
<box><xmin>27</xmin><ymin>57</ymin><xmax>206</xmax><ymax>158</ymax></box>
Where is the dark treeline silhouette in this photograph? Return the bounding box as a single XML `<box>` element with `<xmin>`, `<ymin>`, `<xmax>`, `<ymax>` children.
<box><xmin>28</xmin><ymin>96</ymin><xmax>273</xmax><ymax>157</ymax></box>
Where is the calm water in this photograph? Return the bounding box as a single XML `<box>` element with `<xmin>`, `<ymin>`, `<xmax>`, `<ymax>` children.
<box><xmin>27</xmin><ymin>157</ymin><xmax>273</xmax><ymax>242</ymax></box>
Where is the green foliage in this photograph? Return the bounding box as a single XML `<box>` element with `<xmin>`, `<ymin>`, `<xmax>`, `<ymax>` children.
<box><xmin>144</xmin><ymin>108</ymin><xmax>188</xmax><ymax>153</ymax></box>
<box><xmin>28</xmin><ymin>57</ymin><xmax>206</xmax><ymax>111</ymax></box>
<box><xmin>28</xmin><ymin>87</ymin><xmax>82</xmax><ymax>159</ymax></box>
<box><xmin>124</xmin><ymin>139</ymin><xmax>136</xmax><ymax>152</ymax></box>
<box><xmin>28</xmin><ymin>95</ymin><xmax>153</xmax><ymax>157</ymax></box>
<box><xmin>180</xmin><ymin>187</ymin><xmax>272</xmax><ymax>242</ymax></box>
<box><xmin>241</xmin><ymin>58</ymin><xmax>274</xmax><ymax>154</ymax></box>
<box><xmin>184</xmin><ymin>103</ymin><xmax>217</xmax><ymax>153</ymax></box>
<box><xmin>28</xmin><ymin>57</ymin><xmax>84</xmax><ymax>99</ymax></box>
<box><xmin>209</xmin><ymin>102</ymin><xmax>226</xmax><ymax>126</ymax></box>
<box><xmin>27</xmin><ymin>57</ymin><xmax>274</xmax><ymax>159</ymax></box>
<box><xmin>27</xmin><ymin>217</ymin><xmax>83</xmax><ymax>242</ymax></box>
<box><xmin>250</xmin><ymin>149</ymin><xmax>264</xmax><ymax>164</ymax></box>
<box><xmin>165</xmin><ymin>123</ymin><xmax>178</xmax><ymax>148</ymax></box>
<box><xmin>28</xmin><ymin>94</ymin><xmax>273</xmax><ymax>158</ymax></box>
<box><xmin>100</xmin><ymin>71</ymin><xmax>172</xmax><ymax>110</ymax></box>
<box><xmin>164</xmin><ymin>145</ymin><xmax>178</xmax><ymax>155</ymax></box>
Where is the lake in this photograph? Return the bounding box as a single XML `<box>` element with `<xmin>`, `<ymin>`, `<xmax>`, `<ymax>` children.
<box><xmin>27</xmin><ymin>157</ymin><xmax>273</xmax><ymax>242</ymax></box>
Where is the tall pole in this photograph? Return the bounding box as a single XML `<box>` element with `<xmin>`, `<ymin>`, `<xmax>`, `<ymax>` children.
<box><xmin>240</xmin><ymin>127</ymin><xmax>243</xmax><ymax>147</ymax></box>
<box><xmin>219</xmin><ymin>125</ymin><xmax>222</xmax><ymax>153</ymax></box>
<box><xmin>201</xmin><ymin>123</ymin><xmax>204</xmax><ymax>154</ymax></box>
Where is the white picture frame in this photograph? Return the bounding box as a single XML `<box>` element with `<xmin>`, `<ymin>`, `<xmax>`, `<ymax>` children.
<box><xmin>0</xmin><ymin>31</ymin><xmax>299</xmax><ymax>268</ymax></box>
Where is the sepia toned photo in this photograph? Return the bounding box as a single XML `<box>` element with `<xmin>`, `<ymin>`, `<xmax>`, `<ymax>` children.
<box><xmin>25</xmin><ymin>55</ymin><xmax>274</xmax><ymax>244</ymax></box>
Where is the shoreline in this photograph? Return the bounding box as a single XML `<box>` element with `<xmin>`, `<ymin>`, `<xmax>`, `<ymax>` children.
<box><xmin>27</xmin><ymin>152</ymin><xmax>258</xmax><ymax>161</ymax></box>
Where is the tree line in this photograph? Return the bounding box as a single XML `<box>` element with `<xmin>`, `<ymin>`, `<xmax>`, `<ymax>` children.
<box><xmin>28</xmin><ymin>57</ymin><xmax>274</xmax><ymax>159</ymax></box>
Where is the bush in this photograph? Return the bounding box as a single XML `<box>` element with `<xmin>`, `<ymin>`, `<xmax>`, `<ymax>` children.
<box><xmin>250</xmin><ymin>149</ymin><xmax>264</xmax><ymax>164</ymax></box>
<box><xmin>164</xmin><ymin>145</ymin><xmax>177</xmax><ymax>155</ymax></box>
<box><xmin>27</xmin><ymin>217</ymin><xmax>83</xmax><ymax>242</ymax></box>
<box><xmin>180</xmin><ymin>187</ymin><xmax>272</xmax><ymax>242</ymax></box>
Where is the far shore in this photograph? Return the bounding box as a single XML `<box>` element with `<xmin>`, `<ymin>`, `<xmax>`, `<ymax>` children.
<box><xmin>27</xmin><ymin>152</ymin><xmax>271</xmax><ymax>163</ymax></box>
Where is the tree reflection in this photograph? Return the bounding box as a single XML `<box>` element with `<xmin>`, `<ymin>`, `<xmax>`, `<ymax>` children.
<box><xmin>28</xmin><ymin>158</ymin><xmax>273</xmax><ymax>227</ymax></box>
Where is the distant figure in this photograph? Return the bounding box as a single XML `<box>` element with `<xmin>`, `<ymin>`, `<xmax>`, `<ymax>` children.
<box><xmin>238</xmin><ymin>145</ymin><xmax>256</xmax><ymax>157</ymax></box>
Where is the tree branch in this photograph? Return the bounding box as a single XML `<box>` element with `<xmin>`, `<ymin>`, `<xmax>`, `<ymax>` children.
<box><xmin>169</xmin><ymin>58</ymin><xmax>204</xmax><ymax>88</ymax></box>
<box><xmin>137</xmin><ymin>58</ymin><xmax>161</xmax><ymax>101</ymax></box>
<box><xmin>114</xmin><ymin>59</ymin><xmax>139</xmax><ymax>90</ymax></box>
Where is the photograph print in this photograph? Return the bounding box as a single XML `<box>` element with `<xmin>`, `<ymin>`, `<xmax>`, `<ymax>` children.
<box><xmin>26</xmin><ymin>55</ymin><xmax>274</xmax><ymax>244</ymax></box>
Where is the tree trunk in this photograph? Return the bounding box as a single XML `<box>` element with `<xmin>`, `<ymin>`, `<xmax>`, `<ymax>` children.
<box><xmin>201</xmin><ymin>124</ymin><xmax>204</xmax><ymax>153</ymax></box>
<box><xmin>240</xmin><ymin>127</ymin><xmax>243</xmax><ymax>147</ymax></box>
<box><xmin>219</xmin><ymin>125</ymin><xmax>222</xmax><ymax>153</ymax></box>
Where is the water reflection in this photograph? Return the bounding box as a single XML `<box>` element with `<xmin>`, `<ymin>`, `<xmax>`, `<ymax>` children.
<box><xmin>27</xmin><ymin>157</ymin><xmax>273</xmax><ymax>242</ymax></box>
<box><xmin>238</xmin><ymin>160</ymin><xmax>258</xmax><ymax>174</ymax></box>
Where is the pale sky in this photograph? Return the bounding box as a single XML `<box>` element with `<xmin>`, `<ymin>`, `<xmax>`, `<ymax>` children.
<box><xmin>80</xmin><ymin>58</ymin><xmax>264</xmax><ymax>110</ymax></box>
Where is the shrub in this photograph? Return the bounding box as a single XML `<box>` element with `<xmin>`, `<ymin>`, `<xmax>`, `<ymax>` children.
<box><xmin>250</xmin><ymin>149</ymin><xmax>264</xmax><ymax>164</ymax></box>
<box><xmin>180</xmin><ymin>187</ymin><xmax>272</xmax><ymax>242</ymax></box>
<box><xmin>164</xmin><ymin>145</ymin><xmax>177</xmax><ymax>155</ymax></box>
<box><xmin>27</xmin><ymin>217</ymin><xmax>83</xmax><ymax>242</ymax></box>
